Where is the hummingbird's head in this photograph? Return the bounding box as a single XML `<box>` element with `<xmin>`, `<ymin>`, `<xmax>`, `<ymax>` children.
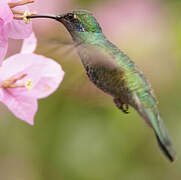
<box><xmin>56</xmin><ymin>10</ymin><xmax>102</xmax><ymax>33</ymax></box>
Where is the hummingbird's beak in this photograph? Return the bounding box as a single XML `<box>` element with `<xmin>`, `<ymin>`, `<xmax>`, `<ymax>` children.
<box><xmin>27</xmin><ymin>14</ymin><xmax>64</xmax><ymax>21</ymax></box>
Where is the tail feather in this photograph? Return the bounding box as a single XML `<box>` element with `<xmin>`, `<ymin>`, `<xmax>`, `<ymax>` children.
<box><xmin>142</xmin><ymin>107</ymin><xmax>175</xmax><ymax>162</ymax></box>
<box><xmin>133</xmin><ymin>94</ymin><xmax>176</xmax><ymax>162</ymax></box>
<box><xmin>155</xmin><ymin>133</ymin><xmax>175</xmax><ymax>162</ymax></box>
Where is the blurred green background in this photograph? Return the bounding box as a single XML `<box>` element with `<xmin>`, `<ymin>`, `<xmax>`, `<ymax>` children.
<box><xmin>1</xmin><ymin>0</ymin><xmax>181</xmax><ymax>179</ymax></box>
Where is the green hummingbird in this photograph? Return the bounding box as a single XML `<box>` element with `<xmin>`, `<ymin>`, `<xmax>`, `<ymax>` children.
<box><xmin>28</xmin><ymin>10</ymin><xmax>175</xmax><ymax>162</ymax></box>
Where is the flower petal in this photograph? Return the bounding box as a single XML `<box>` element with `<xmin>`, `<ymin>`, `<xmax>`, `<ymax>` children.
<box><xmin>1</xmin><ymin>89</ymin><xmax>38</xmax><ymax>125</ymax></box>
<box><xmin>0</xmin><ymin>53</ymin><xmax>64</xmax><ymax>98</ymax></box>
<box><xmin>29</xmin><ymin>58</ymin><xmax>65</xmax><ymax>99</ymax></box>
<box><xmin>0</xmin><ymin>2</ymin><xmax>13</xmax><ymax>23</ymax></box>
<box><xmin>6</xmin><ymin>5</ymin><xmax>32</xmax><ymax>39</ymax></box>
<box><xmin>20</xmin><ymin>32</ymin><xmax>37</xmax><ymax>53</ymax></box>
<box><xmin>0</xmin><ymin>19</ymin><xmax>8</xmax><ymax>65</ymax></box>
<box><xmin>0</xmin><ymin>53</ymin><xmax>44</xmax><ymax>82</ymax></box>
<box><xmin>0</xmin><ymin>40</ymin><xmax>8</xmax><ymax>65</ymax></box>
<box><xmin>16</xmin><ymin>54</ymin><xmax>65</xmax><ymax>99</ymax></box>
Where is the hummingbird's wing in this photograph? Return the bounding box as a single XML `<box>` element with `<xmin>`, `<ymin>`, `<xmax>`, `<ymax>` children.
<box><xmin>77</xmin><ymin>43</ymin><xmax>122</xmax><ymax>70</ymax></box>
<box><xmin>38</xmin><ymin>39</ymin><xmax>78</xmax><ymax>59</ymax></box>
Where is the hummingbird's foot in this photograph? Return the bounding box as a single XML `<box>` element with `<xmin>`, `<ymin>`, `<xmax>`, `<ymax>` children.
<box><xmin>122</xmin><ymin>104</ymin><xmax>129</xmax><ymax>114</ymax></box>
<box><xmin>113</xmin><ymin>98</ymin><xmax>129</xmax><ymax>114</ymax></box>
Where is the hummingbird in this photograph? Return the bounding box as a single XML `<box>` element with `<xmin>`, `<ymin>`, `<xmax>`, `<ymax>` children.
<box><xmin>28</xmin><ymin>10</ymin><xmax>175</xmax><ymax>162</ymax></box>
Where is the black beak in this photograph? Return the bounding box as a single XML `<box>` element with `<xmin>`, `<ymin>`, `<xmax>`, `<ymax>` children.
<box><xmin>27</xmin><ymin>14</ymin><xmax>65</xmax><ymax>21</ymax></box>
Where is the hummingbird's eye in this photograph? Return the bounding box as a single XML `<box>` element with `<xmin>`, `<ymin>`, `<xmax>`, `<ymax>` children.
<box><xmin>67</xmin><ymin>13</ymin><xmax>74</xmax><ymax>20</ymax></box>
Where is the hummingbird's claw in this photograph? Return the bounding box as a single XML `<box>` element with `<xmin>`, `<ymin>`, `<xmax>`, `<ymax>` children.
<box><xmin>121</xmin><ymin>104</ymin><xmax>129</xmax><ymax>114</ymax></box>
<box><xmin>113</xmin><ymin>98</ymin><xmax>129</xmax><ymax>114</ymax></box>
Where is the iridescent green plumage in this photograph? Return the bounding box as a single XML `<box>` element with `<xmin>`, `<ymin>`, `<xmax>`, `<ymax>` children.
<box><xmin>28</xmin><ymin>10</ymin><xmax>176</xmax><ymax>161</ymax></box>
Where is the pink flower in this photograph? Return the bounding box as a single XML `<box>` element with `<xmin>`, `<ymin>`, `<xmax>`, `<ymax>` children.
<box><xmin>0</xmin><ymin>0</ymin><xmax>34</xmax><ymax>64</ymax></box>
<box><xmin>0</xmin><ymin>33</ymin><xmax>65</xmax><ymax>125</ymax></box>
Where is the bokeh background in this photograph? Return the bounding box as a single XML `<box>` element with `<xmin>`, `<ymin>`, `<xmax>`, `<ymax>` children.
<box><xmin>1</xmin><ymin>0</ymin><xmax>181</xmax><ymax>179</ymax></box>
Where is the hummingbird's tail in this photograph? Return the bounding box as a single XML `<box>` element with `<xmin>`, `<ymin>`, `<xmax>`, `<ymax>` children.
<box><xmin>133</xmin><ymin>94</ymin><xmax>176</xmax><ymax>162</ymax></box>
